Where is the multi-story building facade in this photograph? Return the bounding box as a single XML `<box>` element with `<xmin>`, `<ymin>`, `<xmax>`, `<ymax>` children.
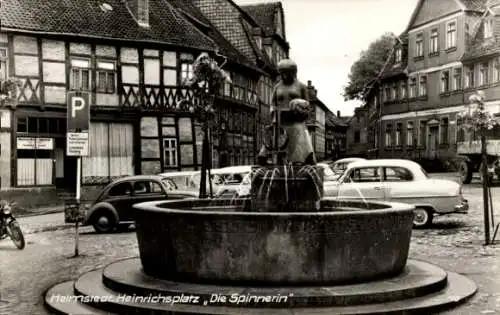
<box><xmin>325</xmin><ymin>110</ymin><xmax>348</xmax><ymax>160</ymax></box>
<box><xmin>0</xmin><ymin>0</ymin><xmax>287</xmax><ymax>205</ymax></box>
<box><xmin>377</xmin><ymin>0</ymin><xmax>500</xmax><ymax>169</ymax></box>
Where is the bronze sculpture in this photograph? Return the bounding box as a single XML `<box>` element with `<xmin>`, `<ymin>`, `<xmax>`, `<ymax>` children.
<box><xmin>257</xmin><ymin>59</ymin><xmax>316</xmax><ymax>165</ymax></box>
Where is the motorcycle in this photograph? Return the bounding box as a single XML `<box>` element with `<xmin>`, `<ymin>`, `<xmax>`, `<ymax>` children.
<box><xmin>0</xmin><ymin>201</ymin><xmax>25</xmax><ymax>250</ymax></box>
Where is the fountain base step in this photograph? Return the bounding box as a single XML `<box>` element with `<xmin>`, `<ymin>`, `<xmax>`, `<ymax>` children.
<box><xmin>45</xmin><ymin>258</ymin><xmax>477</xmax><ymax>315</ymax></box>
<box><xmin>100</xmin><ymin>258</ymin><xmax>448</xmax><ymax>307</ymax></box>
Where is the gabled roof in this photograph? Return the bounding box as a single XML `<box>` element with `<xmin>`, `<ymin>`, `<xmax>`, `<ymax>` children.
<box><xmin>241</xmin><ymin>2</ymin><xmax>280</xmax><ymax>36</ymax></box>
<box><xmin>462</xmin><ymin>4</ymin><xmax>500</xmax><ymax>61</ymax></box>
<box><xmin>405</xmin><ymin>0</ymin><xmax>489</xmax><ymax>32</ymax></box>
<box><xmin>0</xmin><ymin>0</ymin><xmax>217</xmax><ymax>51</ymax></box>
<box><xmin>192</xmin><ymin>0</ymin><xmax>261</xmax><ymax>64</ymax></box>
<box><xmin>166</xmin><ymin>0</ymin><xmax>261</xmax><ymax>72</ymax></box>
<box><xmin>380</xmin><ymin>32</ymin><xmax>409</xmax><ymax>80</ymax></box>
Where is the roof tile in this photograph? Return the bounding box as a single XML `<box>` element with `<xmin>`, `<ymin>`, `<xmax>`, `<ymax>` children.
<box><xmin>240</xmin><ymin>2</ymin><xmax>280</xmax><ymax>36</ymax></box>
<box><xmin>0</xmin><ymin>0</ymin><xmax>217</xmax><ymax>51</ymax></box>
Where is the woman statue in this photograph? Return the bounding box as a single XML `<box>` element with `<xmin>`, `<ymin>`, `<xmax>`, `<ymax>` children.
<box><xmin>257</xmin><ymin>59</ymin><xmax>317</xmax><ymax>165</ymax></box>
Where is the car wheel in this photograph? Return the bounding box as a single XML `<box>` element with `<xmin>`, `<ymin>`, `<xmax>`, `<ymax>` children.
<box><xmin>92</xmin><ymin>210</ymin><xmax>117</xmax><ymax>233</ymax></box>
<box><xmin>459</xmin><ymin>161</ymin><xmax>472</xmax><ymax>184</ymax></box>
<box><xmin>413</xmin><ymin>208</ymin><xmax>433</xmax><ymax>228</ymax></box>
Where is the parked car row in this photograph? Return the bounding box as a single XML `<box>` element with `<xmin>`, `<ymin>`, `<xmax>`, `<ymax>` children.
<box><xmin>81</xmin><ymin>157</ymin><xmax>469</xmax><ymax>233</ymax></box>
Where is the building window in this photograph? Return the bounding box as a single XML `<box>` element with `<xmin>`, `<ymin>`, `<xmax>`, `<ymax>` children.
<box><xmin>415</xmin><ymin>33</ymin><xmax>424</xmax><ymax>57</ymax></box>
<box><xmin>180</xmin><ymin>61</ymin><xmax>193</xmax><ymax>84</ymax></box>
<box><xmin>479</xmin><ymin>62</ymin><xmax>489</xmax><ymax>86</ymax></box>
<box><xmin>396</xmin><ymin>123</ymin><xmax>402</xmax><ymax>146</ymax></box>
<box><xmin>441</xmin><ymin>71</ymin><xmax>450</xmax><ymax>93</ymax></box>
<box><xmin>494</xmin><ymin>58</ymin><xmax>500</xmax><ymax>82</ymax></box>
<box><xmin>163</xmin><ymin>138</ymin><xmax>177</xmax><ymax>167</ymax></box>
<box><xmin>70</xmin><ymin>58</ymin><xmax>91</xmax><ymax>91</ymax></box>
<box><xmin>0</xmin><ymin>48</ymin><xmax>7</xmax><ymax>82</ymax></box>
<box><xmin>465</xmin><ymin>66</ymin><xmax>475</xmax><ymax>88</ymax></box>
<box><xmin>391</xmin><ymin>83</ymin><xmax>397</xmax><ymax>100</ymax></box>
<box><xmin>407</xmin><ymin>121</ymin><xmax>414</xmax><ymax>146</ymax></box>
<box><xmin>354</xmin><ymin>130</ymin><xmax>360</xmax><ymax>143</ymax></box>
<box><xmin>15</xmin><ymin>117</ymin><xmax>66</xmax><ymax>187</ymax></box>
<box><xmin>96</xmin><ymin>61</ymin><xmax>116</xmax><ymax>94</ymax></box>
<box><xmin>384</xmin><ymin>84</ymin><xmax>390</xmax><ymax>101</ymax></box>
<box><xmin>395</xmin><ymin>48</ymin><xmax>402</xmax><ymax>64</ymax></box>
<box><xmin>418</xmin><ymin>121</ymin><xmax>427</xmax><ymax>146</ymax></box>
<box><xmin>400</xmin><ymin>80</ymin><xmax>407</xmax><ymax>99</ymax></box>
<box><xmin>440</xmin><ymin>117</ymin><xmax>449</xmax><ymax>144</ymax></box>
<box><xmin>446</xmin><ymin>21</ymin><xmax>457</xmax><ymax>49</ymax></box>
<box><xmin>430</xmin><ymin>28</ymin><xmax>439</xmax><ymax>54</ymax></box>
<box><xmin>419</xmin><ymin>75</ymin><xmax>427</xmax><ymax>96</ymax></box>
<box><xmin>484</xmin><ymin>19</ymin><xmax>494</xmax><ymax>39</ymax></box>
<box><xmin>409</xmin><ymin>77</ymin><xmax>417</xmax><ymax>98</ymax></box>
<box><xmin>385</xmin><ymin>124</ymin><xmax>393</xmax><ymax>147</ymax></box>
<box><xmin>453</xmin><ymin>67</ymin><xmax>462</xmax><ymax>90</ymax></box>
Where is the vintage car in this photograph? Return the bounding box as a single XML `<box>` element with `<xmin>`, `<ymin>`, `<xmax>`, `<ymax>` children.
<box><xmin>329</xmin><ymin>159</ymin><xmax>469</xmax><ymax>228</ymax></box>
<box><xmin>211</xmin><ymin>165</ymin><xmax>252</xmax><ymax>197</ymax></box>
<box><xmin>84</xmin><ymin>175</ymin><xmax>197</xmax><ymax>233</ymax></box>
<box><xmin>317</xmin><ymin>162</ymin><xmax>341</xmax><ymax>195</ymax></box>
<box><xmin>328</xmin><ymin>157</ymin><xmax>366</xmax><ymax>180</ymax></box>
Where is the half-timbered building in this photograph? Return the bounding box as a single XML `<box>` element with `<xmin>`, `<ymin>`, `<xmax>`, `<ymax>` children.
<box><xmin>0</xmin><ymin>0</ymin><xmax>283</xmax><ymax>204</ymax></box>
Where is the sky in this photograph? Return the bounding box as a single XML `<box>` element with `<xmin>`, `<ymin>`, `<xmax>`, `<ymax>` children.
<box><xmin>234</xmin><ymin>0</ymin><xmax>419</xmax><ymax>117</ymax></box>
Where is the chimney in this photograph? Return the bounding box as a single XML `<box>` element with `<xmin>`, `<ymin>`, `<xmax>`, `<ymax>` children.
<box><xmin>337</xmin><ymin>110</ymin><xmax>341</xmax><ymax>117</ymax></box>
<box><xmin>126</xmin><ymin>0</ymin><xmax>149</xmax><ymax>27</ymax></box>
<box><xmin>307</xmin><ymin>80</ymin><xmax>312</xmax><ymax>87</ymax></box>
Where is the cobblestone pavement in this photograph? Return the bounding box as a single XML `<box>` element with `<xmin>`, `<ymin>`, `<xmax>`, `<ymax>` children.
<box><xmin>0</xmin><ymin>174</ymin><xmax>499</xmax><ymax>314</ymax></box>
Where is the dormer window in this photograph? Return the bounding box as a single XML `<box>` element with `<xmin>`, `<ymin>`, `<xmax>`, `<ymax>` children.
<box><xmin>484</xmin><ymin>19</ymin><xmax>494</xmax><ymax>39</ymax></box>
<box><xmin>126</xmin><ymin>0</ymin><xmax>149</xmax><ymax>27</ymax></box>
<box><xmin>394</xmin><ymin>48</ymin><xmax>402</xmax><ymax>65</ymax></box>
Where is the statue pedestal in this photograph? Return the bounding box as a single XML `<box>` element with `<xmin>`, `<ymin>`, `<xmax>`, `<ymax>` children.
<box><xmin>250</xmin><ymin>165</ymin><xmax>324</xmax><ymax>212</ymax></box>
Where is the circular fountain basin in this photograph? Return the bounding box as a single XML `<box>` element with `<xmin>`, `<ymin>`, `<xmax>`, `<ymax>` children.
<box><xmin>133</xmin><ymin>198</ymin><xmax>415</xmax><ymax>285</ymax></box>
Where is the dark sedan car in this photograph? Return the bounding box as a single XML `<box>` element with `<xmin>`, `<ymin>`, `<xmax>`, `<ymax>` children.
<box><xmin>83</xmin><ymin>175</ymin><xmax>197</xmax><ymax>233</ymax></box>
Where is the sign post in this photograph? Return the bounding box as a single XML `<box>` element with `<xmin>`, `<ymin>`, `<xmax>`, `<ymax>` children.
<box><xmin>65</xmin><ymin>91</ymin><xmax>90</xmax><ymax>257</ymax></box>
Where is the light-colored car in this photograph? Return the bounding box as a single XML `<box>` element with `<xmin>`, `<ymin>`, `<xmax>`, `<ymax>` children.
<box><xmin>329</xmin><ymin>159</ymin><xmax>469</xmax><ymax>228</ymax></box>
<box><xmin>328</xmin><ymin>157</ymin><xmax>366</xmax><ymax>180</ymax></box>
<box><xmin>159</xmin><ymin>170</ymin><xmax>200</xmax><ymax>192</ymax></box>
<box><xmin>317</xmin><ymin>163</ymin><xmax>341</xmax><ymax>196</ymax></box>
<box><xmin>211</xmin><ymin>165</ymin><xmax>252</xmax><ymax>197</ymax></box>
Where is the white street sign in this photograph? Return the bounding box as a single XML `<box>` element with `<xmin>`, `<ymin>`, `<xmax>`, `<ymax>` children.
<box><xmin>67</xmin><ymin>132</ymin><xmax>89</xmax><ymax>156</ymax></box>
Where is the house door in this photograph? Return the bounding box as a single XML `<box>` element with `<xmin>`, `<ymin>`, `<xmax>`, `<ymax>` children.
<box><xmin>427</xmin><ymin>126</ymin><xmax>439</xmax><ymax>158</ymax></box>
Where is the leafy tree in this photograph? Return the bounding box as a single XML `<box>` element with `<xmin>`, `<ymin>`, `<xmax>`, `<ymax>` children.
<box><xmin>343</xmin><ymin>32</ymin><xmax>396</xmax><ymax>101</ymax></box>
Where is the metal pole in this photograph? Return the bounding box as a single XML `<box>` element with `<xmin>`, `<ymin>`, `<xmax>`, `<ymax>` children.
<box><xmin>74</xmin><ymin>157</ymin><xmax>81</xmax><ymax>257</ymax></box>
<box><xmin>480</xmin><ymin>100</ymin><xmax>491</xmax><ymax>245</ymax></box>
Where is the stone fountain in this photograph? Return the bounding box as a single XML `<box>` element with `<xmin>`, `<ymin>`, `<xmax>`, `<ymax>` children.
<box><xmin>44</xmin><ymin>60</ymin><xmax>476</xmax><ymax>314</ymax></box>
